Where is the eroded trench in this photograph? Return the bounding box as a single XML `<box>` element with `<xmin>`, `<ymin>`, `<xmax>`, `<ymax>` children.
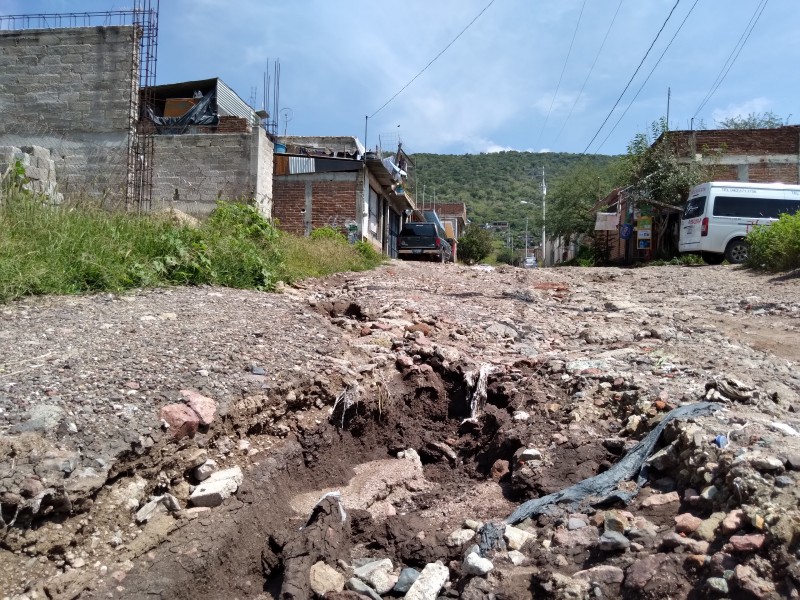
<box><xmin>76</xmin><ymin>354</ymin><xmax>629</xmax><ymax>600</ymax></box>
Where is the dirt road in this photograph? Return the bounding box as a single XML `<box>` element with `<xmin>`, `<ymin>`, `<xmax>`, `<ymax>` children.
<box><xmin>1</xmin><ymin>262</ymin><xmax>798</xmax><ymax>599</ymax></box>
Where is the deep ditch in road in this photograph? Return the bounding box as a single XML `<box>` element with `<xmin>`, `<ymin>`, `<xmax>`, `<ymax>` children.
<box><xmin>78</xmin><ymin>354</ymin><xmax>621</xmax><ymax>599</ymax></box>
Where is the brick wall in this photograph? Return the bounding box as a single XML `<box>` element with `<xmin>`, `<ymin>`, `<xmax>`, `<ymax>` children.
<box><xmin>668</xmin><ymin>127</ymin><xmax>800</xmax><ymax>156</ymax></box>
<box><xmin>663</xmin><ymin>126</ymin><xmax>800</xmax><ymax>184</ymax></box>
<box><xmin>273</xmin><ymin>172</ymin><xmax>359</xmax><ymax>235</ymax></box>
<box><xmin>0</xmin><ymin>26</ymin><xmax>138</xmax><ymax>203</ymax></box>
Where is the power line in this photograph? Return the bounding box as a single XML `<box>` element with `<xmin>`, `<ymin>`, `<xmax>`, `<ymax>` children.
<box><xmin>534</xmin><ymin>0</ymin><xmax>587</xmax><ymax>150</ymax></box>
<box><xmin>368</xmin><ymin>0</ymin><xmax>498</xmax><ymax>120</ymax></box>
<box><xmin>552</xmin><ymin>0</ymin><xmax>625</xmax><ymax>148</ymax></box>
<box><xmin>582</xmin><ymin>0</ymin><xmax>681</xmax><ymax>154</ymax></box>
<box><xmin>595</xmin><ymin>0</ymin><xmax>701</xmax><ymax>153</ymax></box>
<box><xmin>693</xmin><ymin>0</ymin><xmax>769</xmax><ymax>119</ymax></box>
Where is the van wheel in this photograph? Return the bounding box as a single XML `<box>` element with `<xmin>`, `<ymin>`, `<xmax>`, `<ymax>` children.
<box><xmin>701</xmin><ymin>252</ymin><xmax>724</xmax><ymax>265</ymax></box>
<box><xmin>725</xmin><ymin>238</ymin><xmax>748</xmax><ymax>264</ymax></box>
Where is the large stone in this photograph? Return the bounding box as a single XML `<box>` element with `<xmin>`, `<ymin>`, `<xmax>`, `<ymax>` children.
<box><xmin>392</xmin><ymin>568</ymin><xmax>421</xmax><ymax>594</ymax></box>
<box><xmin>463</xmin><ymin>552</ymin><xmax>493</xmax><ymax>576</ymax></box>
<box><xmin>345</xmin><ymin>577</ymin><xmax>381</xmax><ymax>600</ymax></box>
<box><xmin>604</xmin><ymin>510</ymin><xmax>629</xmax><ymax>534</ymax></box>
<box><xmin>573</xmin><ymin>565</ymin><xmax>624</xmax><ymax>585</ymax></box>
<box><xmin>734</xmin><ymin>564</ymin><xmax>775</xmax><ymax>599</ymax></box>
<box><xmin>721</xmin><ymin>509</ymin><xmax>745</xmax><ymax>534</ymax></box>
<box><xmin>674</xmin><ymin>513</ymin><xmax>703</xmax><ymax>534</ymax></box>
<box><xmin>553</xmin><ymin>525</ymin><xmax>600</xmax><ymax>550</ymax></box>
<box><xmin>193</xmin><ymin>459</ymin><xmax>216</xmax><ymax>482</ymax></box>
<box><xmin>504</xmin><ymin>525</ymin><xmax>534</xmax><ymax>550</ymax></box>
<box><xmin>661</xmin><ymin>532</ymin><xmax>709</xmax><ymax>554</ymax></box>
<box><xmin>159</xmin><ymin>403</ymin><xmax>199</xmax><ymax>440</ymax></box>
<box><xmin>180</xmin><ymin>389</ymin><xmax>217</xmax><ymax>426</ymax></box>
<box><xmin>189</xmin><ymin>467</ymin><xmax>243</xmax><ymax>507</ymax></box>
<box><xmin>405</xmin><ymin>561</ymin><xmax>449</xmax><ymax>600</ymax></box>
<box><xmin>598</xmin><ymin>530</ymin><xmax>630</xmax><ymax>552</ymax></box>
<box><xmin>697</xmin><ymin>512</ymin><xmax>726</xmax><ymax>541</ymax></box>
<box><xmin>309</xmin><ymin>561</ymin><xmax>345</xmax><ymax>596</ymax></box>
<box><xmin>641</xmin><ymin>491</ymin><xmax>680</xmax><ymax>507</ymax></box>
<box><xmin>728</xmin><ymin>533</ymin><xmax>765</xmax><ymax>552</ymax></box>
<box><xmin>447</xmin><ymin>528</ymin><xmax>476</xmax><ymax>547</ymax></box>
<box><xmin>353</xmin><ymin>558</ymin><xmax>397</xmax><ymax>594</ymax></box>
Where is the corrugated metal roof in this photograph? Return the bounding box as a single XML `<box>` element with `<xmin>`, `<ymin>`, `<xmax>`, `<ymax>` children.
<box><xmin>216</xmin><ymin>79</ymin><xmax>257</xmax><ymax>123</ymax></box>
<box><xmin>289</xmin><ymin>157</ymin><xmax>315</xmax><ymax>174</ymax></box>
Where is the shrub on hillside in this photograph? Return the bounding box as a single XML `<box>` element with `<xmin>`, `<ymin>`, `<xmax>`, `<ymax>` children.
<box><xmin>746</xmin><ymin>211</ymin><xmax>800</xmax><ymax>271</ymax></box>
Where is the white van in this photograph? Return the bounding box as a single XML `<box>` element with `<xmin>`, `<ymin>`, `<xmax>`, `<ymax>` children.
<box><xmin>679</xmin><ymin>181</ymin><xmax>800</xmax><ymax>264</ymax></box>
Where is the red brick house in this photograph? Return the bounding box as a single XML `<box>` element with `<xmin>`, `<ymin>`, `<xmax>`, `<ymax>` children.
<box><xmin>271</xmin><ymin>136</ymin><xmax>415</xmax><ymax>257</ymax></box>
<box><xmin>661</xmin><ymin>125</ymin><xmax>800</xmax><ymax>183</ymax></box>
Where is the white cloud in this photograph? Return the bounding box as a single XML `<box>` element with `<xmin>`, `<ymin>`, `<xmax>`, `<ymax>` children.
<box><xmin>711</xmin><ymin>98</ymin><xmax>771</xmax><ymax>125</ymax></box>
<box><xmin>484</xmin><ymin>143</ymin><xmax>515</xmax><ymax>153</ymax></box>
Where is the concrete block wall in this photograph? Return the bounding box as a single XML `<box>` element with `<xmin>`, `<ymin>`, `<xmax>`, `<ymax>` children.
<box><xmin>0</xmin><ymin>26</ymin><xmax>139</xmax><ymax>204</ymax></box>
<box><xmin>273</xmin><ymin>172</ymin><xmax>359</xmax><ymax>236</ymax></box>
<box><xmin>151</xmin><ymin>128</ymin><xmax>273</xmax><ymax>217</ymax></box>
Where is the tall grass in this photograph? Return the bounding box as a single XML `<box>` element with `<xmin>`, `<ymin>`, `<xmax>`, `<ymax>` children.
<box><xmin>746</xmin><ymin>211</ymin><xmax>800</xmax><ymax>272</ymax></box>
<box><xmin>0</xmin><ymin>192</ymin><xmax>383</xmax><ymax>303</ymax></box>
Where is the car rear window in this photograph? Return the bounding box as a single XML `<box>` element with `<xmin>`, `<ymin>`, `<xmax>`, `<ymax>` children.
<box><xmin>683</xmin><ymin>196</ymin><xmax>706</xmax><ymax>219</ymax></box>
<box><xmin>400</xmin><ymin>223</ymin><xmax>437</xmax><ymax>236</ymax></box>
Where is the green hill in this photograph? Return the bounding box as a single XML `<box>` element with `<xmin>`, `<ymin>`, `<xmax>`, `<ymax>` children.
<box><xmin>409</xmin><ymin>151</ymin><xmax>620</xmax><ymax>235</ymax></box>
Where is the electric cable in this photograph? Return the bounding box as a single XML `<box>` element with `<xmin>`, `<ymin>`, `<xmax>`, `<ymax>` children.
<box><xmin>534</xmin><ymin>0</ymin><xmax>587</xmax><ymax>150</ymax></box>
<box><xmin>693</xmin><ymin>0</ymin><xmax>769</xmax><ymax>119</ymax></box>
<box><xmin>551</xmin><ymin>0</ymin><xmax>625</xmax><ymax>148</ymax></box>
<box><xmin>369</xmin><ymin>0</ymin><xmax>498</xmax><ymax>120</ymax></box>
<box><xmin>582</xmin><ymin>0</ymin><xmax>681</xmax><ymax>154</ymax></box>
<box><xmin>595</xmin><ymin>0</ymin><xmax>700</xmax><ymax>153</ymax></box>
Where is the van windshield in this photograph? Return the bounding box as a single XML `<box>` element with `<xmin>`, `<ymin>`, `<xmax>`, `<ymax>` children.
<box><xmin>683</xmin><ymin>196</ymin><xmax>706</xmax><ymax>220</ymax></box>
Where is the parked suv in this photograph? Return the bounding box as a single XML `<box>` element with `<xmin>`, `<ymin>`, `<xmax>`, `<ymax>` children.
<box><xmin>397</xmin><ymin>222</ymin><xmax>453</xmax><ymax>263</ymax></box>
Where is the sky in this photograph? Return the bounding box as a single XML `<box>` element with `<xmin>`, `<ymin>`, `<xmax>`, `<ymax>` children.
<box><xmin>2</xmin><ymin>0</ymin><xmax>797</xmax><ymax>156</ymax></box>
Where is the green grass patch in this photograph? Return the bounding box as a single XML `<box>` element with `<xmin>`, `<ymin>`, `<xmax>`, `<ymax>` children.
<box><xmin>746</xmin><ymin>211</ymin><xmax>800</xmax><ymax>272</ymax></box>
<box><xmin>0</xmin><ymin>192</ymin><xmax>383</xmax><ymax>303</ymax></box>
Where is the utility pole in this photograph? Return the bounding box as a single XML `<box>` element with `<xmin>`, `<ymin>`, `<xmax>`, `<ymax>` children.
<box><xmin>525</xmin><ymin>216</ymin><xmax>529</xmax><ymax>258</ymax></box>
<box><xmin>666</xmin><ymin>87</ymin><xmax>671</xmax><ymax>131</ymax></box>
<box><xmin>541</xmin><ymin>167</ymin><xmax>547</xmax><ymax>266</ymax></box>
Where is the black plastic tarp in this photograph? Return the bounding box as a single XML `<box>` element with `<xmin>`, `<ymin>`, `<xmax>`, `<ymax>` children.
<box><xmin>505</xmin><ymin>402</ymin><xmax>721</xmax><ymax>524</ymax></box>
<box><xmin>144</xmin><ymin>90</ymin><xmax>218</xmax><ymax>134</ymax></box>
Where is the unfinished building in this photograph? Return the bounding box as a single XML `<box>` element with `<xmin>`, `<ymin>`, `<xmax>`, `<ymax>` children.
<box><xmin>0</xmin><ymin>23</ymin><xmax>140</xmax><ymax>206</ymax></box>
<box><xmin>0</xmin><ymin>7</ymin><xmax>273</xmax><ymax>216</ymax></box>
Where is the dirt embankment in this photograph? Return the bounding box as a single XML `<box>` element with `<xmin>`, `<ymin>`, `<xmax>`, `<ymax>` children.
<box><xmin>1</xmin><ymin>262</ymin><xmax>799</xmax><ymax>599</ymax></box>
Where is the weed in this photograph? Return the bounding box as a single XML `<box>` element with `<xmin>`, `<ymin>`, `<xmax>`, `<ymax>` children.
<box><xmin>747</xmin><ymin>211</ymin><xmax>800</xmax><ymax>271</ymax></box>
<box><xmin>0</xmin><ymin>195</ymin><xmax>383</xmax><ymax>302</ymax></box>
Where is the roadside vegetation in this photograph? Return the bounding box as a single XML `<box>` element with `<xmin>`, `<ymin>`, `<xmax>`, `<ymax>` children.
<box><xmin>746</xmin><ymin>210</ymin><xmax>800</xmax><ymax>272</ymax></box>
<box><xmin>0</xmin><ymin>172</ymin><xmax>383</xmax><ymax>303</ymax></box>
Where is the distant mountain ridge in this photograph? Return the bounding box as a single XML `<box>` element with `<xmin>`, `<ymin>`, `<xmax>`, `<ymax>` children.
<box><xmin>409</xmin><ymin>151</ymin><xmax>619</xmax><ymax>230</ymax></box>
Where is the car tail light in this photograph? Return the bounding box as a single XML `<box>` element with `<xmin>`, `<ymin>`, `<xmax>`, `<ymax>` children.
<box><xmin>701</xmin><ymin>217</ymin><xmax>709</xmax><ymax>236</ymax></box>
<box><xmin>435</xmin><ymin>237</ymin><xmax>441</xmax><ymax>248</ymax></box>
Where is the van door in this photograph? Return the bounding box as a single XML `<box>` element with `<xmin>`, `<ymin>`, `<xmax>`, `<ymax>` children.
<box><xmin>679</xmin><ymin>195</ymin><xmax>706</xmax><ymax>252</ymax></box>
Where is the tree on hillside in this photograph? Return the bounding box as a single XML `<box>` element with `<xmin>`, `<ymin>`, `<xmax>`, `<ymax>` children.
<box><xmin>547</xmin><ymin>160</ymin><xmax>622</xmax><ymax>242</ymax></box>
<box><xmin>717</xmin><ymin>111</ymin><xmax>790</xmax><ymax>130</ymax></box>
<box><xmin>457</xmin><ymin>224</ymin><xmax>494</xmax><ymax>264</ymax></box>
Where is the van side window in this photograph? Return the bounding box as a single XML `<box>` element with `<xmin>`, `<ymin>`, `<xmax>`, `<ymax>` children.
<box><xmin>712</xmin><ymin>196</ymin><xmax>800</xmax><ymax>219</ymax></box>
<box><xmin>683</xmin><ymin>197</ymin><xmax>706</xmax><ymax>219</ymax></box>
